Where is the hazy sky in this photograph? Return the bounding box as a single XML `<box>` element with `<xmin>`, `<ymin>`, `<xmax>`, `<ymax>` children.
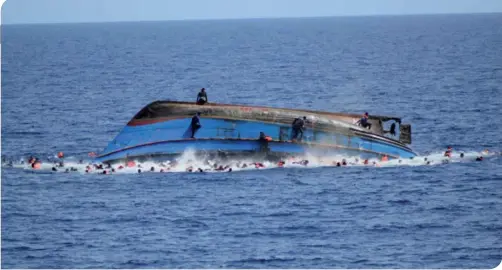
<box><xmin>2</xmin><ymin>0</ymin><xmax>502</xmax><ymax>24</ymax></box>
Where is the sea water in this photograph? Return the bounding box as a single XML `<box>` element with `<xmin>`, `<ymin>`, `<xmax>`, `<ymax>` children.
<box><xmin>2</xmin><ymin>14</ymin><xmax>501</xmax><ymax>268</ymax></box>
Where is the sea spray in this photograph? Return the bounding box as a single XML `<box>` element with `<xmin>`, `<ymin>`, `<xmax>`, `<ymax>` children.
<box><xmin>1</xmin><ymin>148</ymin><xmax>498</xmax><ymax>175</ymax></box>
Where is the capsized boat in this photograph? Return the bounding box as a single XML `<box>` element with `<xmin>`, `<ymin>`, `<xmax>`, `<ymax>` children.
<box><xmin>94</xmin><ymin>100</ymin><xmax>416</xmax><ymax>163</ymax></box>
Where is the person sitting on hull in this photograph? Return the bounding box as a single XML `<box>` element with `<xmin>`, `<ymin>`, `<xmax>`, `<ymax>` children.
<box><xmin>291</xmin><ymin>116</ymin><xmax>307</xmax><ymax>141</ymax></box>
<box><xmin>191</xmin><ymin>112</ymin><xmax>202</xmax><ymax>138</ymax></box>
<box><xmin>196</xmin><ymin>88</ymin><xmax>208</xmax><ymax>105</ymax></box>
<box><xmin>356</xmin><ymin>112</ymin><xmax>372</xmax><ymax>130</ymax></box>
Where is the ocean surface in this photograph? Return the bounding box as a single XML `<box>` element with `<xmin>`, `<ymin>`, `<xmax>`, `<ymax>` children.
<box><xmin>2</xmin><ymin>13</ymin><xmax>502</xmax><ymax>268</ymax></box>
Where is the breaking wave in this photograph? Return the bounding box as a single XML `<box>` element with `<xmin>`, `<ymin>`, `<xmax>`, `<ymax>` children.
<box><xmin>1</xmin><ymin>148</ymin><xmax>499</xmax><ymax>175</ymax></box>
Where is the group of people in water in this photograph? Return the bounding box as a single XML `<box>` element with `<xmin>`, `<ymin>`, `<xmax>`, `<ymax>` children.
<box><xmin>13</xmin><ymin>145</ymin><xmax>492</xmax><ymax>175</ymax></box>
<box><xmin>444</xmin><ymin>146</ymin><xmax>485</xmax><ymax>162</ymax></box>
<box><xmin>23</xmin><ymin>156</ymin><xmax>375</xmax><ymax>174</ymax></box>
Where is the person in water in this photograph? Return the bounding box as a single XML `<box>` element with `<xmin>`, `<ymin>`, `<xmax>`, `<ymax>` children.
<box><xmin>196</xmin><ymin>88</ymin><xmax>208</xmax><ymax>105</ymax></box>
<box><xmin>191</xmin><ymin>112</ymin><xmax>202</xmax><ymax>138</ymax></box>
<box><xmin>444</xmin><ymin>146</ymin><xmax>452</xmax><ymax>157</ymax></box>
<box><xmin>254</xmin><ymin>162</ymin><xmax>265</xmax><ymax>168</ymax></box>
<box><xmin>356</xmin><ymin>112</ymin><xmax>372</xmax><ymax>129</ymax></box>
<box><xmin>292</xmin><ymin>160</ymin><xmax>309</xmax><ymax>166</ymax></box>
<box><xmin>291</xmin><ymin>116</ymin><xmax>306</xmax><ymax>141</ymax></box>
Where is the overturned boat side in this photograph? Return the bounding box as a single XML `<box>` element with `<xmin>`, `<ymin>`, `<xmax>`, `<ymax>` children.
<box><xmin>94</xmin><ymin>101</ymin><xmax>416</xmax><ymax>163</ymax></box>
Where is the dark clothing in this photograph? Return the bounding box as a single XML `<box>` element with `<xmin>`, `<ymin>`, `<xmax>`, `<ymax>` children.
<box><xmin>196</xmin><ymin>91</ymin><xmax>208</xmax><ymax>105</ymax></box>
<box><xmin>292</xmin><ymin>118</ymin><xmax>305</xmax><ymax>129</ymax></box>
<box><xmin>359</xmin><ymin>117</ymin><xmax>367</xmax><ymax>125</ymax></box>
<box><xmin>358</xmin><ymin>117</ymin><xmax>372</xmax><ymax>129</ymax></box>
<box><xmin>292</xmin><ymin>118</ymin><xmax>305</xmax><ymax>141</ymax></box>
<box><xmin>292</xmin><ymin>127</ymin><xmax>303</xmax><ymax>141</ymax></box>
<box><xmin>258</xmin><ymin>132</ymin><xmax>270</xmax><ymax>152</ymax></box>
<box><xmin>191</xmin><ymin>115</ymin><xmax>200</xmax><ymax>126</ymax></box>
<box><xmin>389</xmin><ymin>123</ymin><xmax>396</xmax><ymax>136</ymax></box>
<box><xmin>191</xmin><ymin>115</ymin><xmax>201</xmax><ymax>138</ymax></box>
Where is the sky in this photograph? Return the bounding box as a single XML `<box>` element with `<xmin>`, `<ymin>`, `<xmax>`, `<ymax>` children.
<box><xmin>2</xmin><ymin>0</ymin><xmax>502</xmax><ymax>24</ymax></box>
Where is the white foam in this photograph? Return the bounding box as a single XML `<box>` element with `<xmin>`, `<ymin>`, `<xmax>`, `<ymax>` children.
<box><xmin>2</xmin><ymin>149</ymin><xmax>499</xmax><ymax>175</ymax></box>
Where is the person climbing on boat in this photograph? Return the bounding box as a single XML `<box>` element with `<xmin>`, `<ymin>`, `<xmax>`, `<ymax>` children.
<box><xmin>196</xmin><ymin>88</ymin><xmax>208</xmax><ymax>105</ymax></box>
<box><xmin>384</xmin><ymin>122</ymin><xmax>397</xmax><ymax>136</ymax></box>
<box><xmin>259</xmin><ymin>132</ymin><xmax>272</xmax><ymax>142</ymax></box>
<box><xmin>258</xmin><ymin>131</ymin><xmax>272</xmax><ymax>152</ymax></box>
<box><xmin>191</xmin><ymin>112</ymin><xmax>202</xmax><ymax>138</ymax></box>
<box><xmin>444</xmin><ymin>146</ymin><xmax>452</xmax><ymax>157</ymax></box>
<box><xmin>356</xmin><ymin>112</ymin><xmax>372</xmax><ymax>129</ymax></box>
<box><xmin>291</xmin><ymin>116</ymin><xmax>306</xmax><ymax>141</ymax></box>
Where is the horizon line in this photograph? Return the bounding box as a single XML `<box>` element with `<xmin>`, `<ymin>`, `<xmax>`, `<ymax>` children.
<box><xmin>2</xmin><ymin>11</ymin><xmax>501</xmax><ymax>26</ymax></box>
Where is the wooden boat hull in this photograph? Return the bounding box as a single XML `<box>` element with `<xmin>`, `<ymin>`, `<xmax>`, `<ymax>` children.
<box><xmin>94</xmin><ymin>101</ymin><xmax>417</xmax><ymax>163</ymax></box>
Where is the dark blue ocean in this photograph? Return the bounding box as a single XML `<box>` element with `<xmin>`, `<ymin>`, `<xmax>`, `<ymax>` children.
<box><xmin>2</xmin><ymin>13</ymin><xmax>502</xmax><ymax>268</ymax></box>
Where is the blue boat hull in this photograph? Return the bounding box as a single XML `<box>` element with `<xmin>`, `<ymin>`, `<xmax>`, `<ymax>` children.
<box><xmin>95</xmin><ymin>117</ymin><xmax>417</xmax><ymax>163</ymax></box>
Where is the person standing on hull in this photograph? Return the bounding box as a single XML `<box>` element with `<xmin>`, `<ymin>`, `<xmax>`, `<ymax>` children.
<box><xmin>196</xmin><ymin>88</ymin><xmax>208</xmax><ymax>105</ymax></box>
<box><xmin>191</xmin><ymin>112</ymin><xmax>202</xmax><ymax>138</ymax></box>
<box><xmin>291</xmin><ymin>116</ymin><xmax>307</xmax><ymax>141</ymax></box>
